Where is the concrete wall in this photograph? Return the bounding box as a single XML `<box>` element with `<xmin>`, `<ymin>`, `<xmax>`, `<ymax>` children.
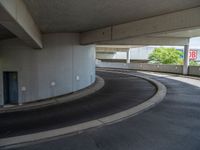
<box><xmin>96</xmin><ymin>53</ymin><xmax>116</xmax><ymax>59</ymax></box>
<box><xmin>97</xmin><ymin>62</ymin><xmax>183</xmax><ymax>74</ymax></box>
<box><xmin>96</xmin><ymin>47</ymin><xmax>154</xmax><ymax>63</ymax></box>
<box><xmin>189</xmin><ymin>66</ymin><xmax>200</xmax><ymax>76</ymax></box>
<box><xmin>130</xmin><ymin>47</ymin><xmax>154</xmax><ymax>60</ymax></box>
<box><xmin>97</xmin><ymin>62</ymin><xmax>200</xmax><ymax>76</ymax></box>
<box><xmin>0</xmin><ymin>33</ymin><xmax>96</xmax><ymax>105</ymax></box>
<box><xmin>96</xmin><ymin>47</ymin><xmax>154</xmax><ymax>60</ymax></box>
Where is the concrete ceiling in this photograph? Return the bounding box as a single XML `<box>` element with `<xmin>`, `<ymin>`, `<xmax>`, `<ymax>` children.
<box><xmin>0</xmin><ymin>24</ymin><xmax>16</xmax><ymax>41</ymax></box>
<box><xmin>23</xmin><ymin>0</ymin><xmax>200</xmax><ymax>33</ymax></box>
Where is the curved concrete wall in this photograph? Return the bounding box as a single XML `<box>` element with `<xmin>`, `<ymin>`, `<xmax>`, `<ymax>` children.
<box><xmin>0</xmin><ymin>33</ymin><xmax>96</xmax><ymax>105</ymax></box>
<box><xmin>97</xmin><ymin>62</ymin><xmax>200</xmax><ymax>76</ymax></box>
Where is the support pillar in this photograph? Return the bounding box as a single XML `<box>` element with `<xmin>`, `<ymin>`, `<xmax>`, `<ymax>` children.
<box><xmin>183</xmin><ymin>45</ymin><xmax>189</xmax><ymax>75</ymax></box>
<box><xmin>126</xmin><ymin>50</ymin><xmax>131</xmax><ymax>64</ymax></box>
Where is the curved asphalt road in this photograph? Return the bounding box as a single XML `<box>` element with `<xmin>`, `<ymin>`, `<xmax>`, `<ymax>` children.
<box><xmin>0</xmin><ymin>71</ymin><xmax>156</xmax><ymax>139</ymax></box>
<box><xmin>4</xmin><ymin>69</ymin><xmax>200</xmax><ymax>150</ymax></box>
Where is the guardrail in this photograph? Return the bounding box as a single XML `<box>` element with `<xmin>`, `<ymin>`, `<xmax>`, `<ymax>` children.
<box><xmin>96</xmin><ymin>62</ymin><xmax>200</xmax><ymax>77</ymax></box>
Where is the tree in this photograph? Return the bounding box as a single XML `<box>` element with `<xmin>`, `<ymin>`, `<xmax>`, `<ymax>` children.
<box><xmin>149</xmin><ymin>47</ymin><xmax>183</xmax><ymax>65</ymax></box>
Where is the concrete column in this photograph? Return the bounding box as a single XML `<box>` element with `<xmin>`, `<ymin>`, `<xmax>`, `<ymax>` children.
<box><xmin>126</xmin><ymin>50</ymin><xmax>131</xmax><ymax>64</ymax></box>
<box><xmin>183</xmin><ymin>45</ymin><xmax>189</xmax><ymax>75</ymax></box>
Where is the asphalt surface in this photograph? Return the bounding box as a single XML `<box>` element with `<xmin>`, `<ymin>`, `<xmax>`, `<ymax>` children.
<box><xmin>4</xmin><ymin>69</ymin><xmax>200</xmax><ymax>150</ymax></box>
<box><xmin>0</xmin><ymin>71</ymin><xmax>156</xmax><ymax>139</ymax></box>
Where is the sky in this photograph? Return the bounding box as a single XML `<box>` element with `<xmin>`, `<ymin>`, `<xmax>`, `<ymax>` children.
<box><xmin>190</xmin><ymin>37</ymin><xmax>200</xmax><ymax>49</ymax></box>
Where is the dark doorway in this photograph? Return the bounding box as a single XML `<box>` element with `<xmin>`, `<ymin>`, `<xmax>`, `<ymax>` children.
<box><xmin>3</xmin><ymin>72</ymin><xmax>18</xmax><ymax>104</ymax></box>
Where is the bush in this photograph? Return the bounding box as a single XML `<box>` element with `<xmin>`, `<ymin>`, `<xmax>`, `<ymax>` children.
<box><xmin>189</xmin><ymin>60</ymin><xmax>200</xmax><ymax>66</ymax></box>
<box><xmin>149</xmin><ymin>47</ymin><xmax>183</xmax><ymax>65</ymax></box>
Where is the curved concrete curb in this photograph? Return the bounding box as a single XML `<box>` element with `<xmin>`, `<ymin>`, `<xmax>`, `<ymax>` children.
<box><xmin>0</xmin><ymin>76</ymin><xmax>105</xmax><ymax>114</ymax></box>
<box><xmin>0</xmin><ymin>70</ymin><xmax>167</xmax><ymax>148</ymax></box>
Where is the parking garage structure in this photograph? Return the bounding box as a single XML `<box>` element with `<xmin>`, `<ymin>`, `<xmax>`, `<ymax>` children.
<box><xmin>0</xmin><ymin>0</ymin><xmax>200</xmax><ymax>149</ymax></box>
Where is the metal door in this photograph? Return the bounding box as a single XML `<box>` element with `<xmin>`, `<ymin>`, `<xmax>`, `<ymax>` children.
<box><xmin>3</xmin><ymin>72</ymin><xmax>18</xmax><ymax>104</ymax></box>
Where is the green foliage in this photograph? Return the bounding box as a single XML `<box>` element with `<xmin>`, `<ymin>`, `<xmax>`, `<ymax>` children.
<box><xmin>189</xmin><ymin>60</ymin><xmax>200</xmax><ymax>66</ymax></box>
<box><xmin>149</xmin><ymin>47</ymin><xmax>183</xmax><ymax>65</ymax></box>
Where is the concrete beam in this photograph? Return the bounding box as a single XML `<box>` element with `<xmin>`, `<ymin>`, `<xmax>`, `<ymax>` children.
<box><xmin>81</xmin><ymin>7</ymin><xmax>200</xmax><ymax>44</ymax></box>
<box><xmin>0</xmin><ymin>0</ymin><xmax>43</xmax><ymax>48</ymax></box>
<box><xmin>152</xmin><ymin>27</ymin><xmax>200</xmax><ymax>38</ymax></box>
<box><xmin>81</xmin><ymin>27</ymin><xmax>112</xmax><ymax>45</ymax></box>
<box><xmin>96</xmin><ymin>47</ymin><xmax>129</xmax><ymax>52</ymax></box>
<box><xmin>97</xmin><ymin>36</ymin><xmax>189</xmax><ymax>46</ymax></box>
